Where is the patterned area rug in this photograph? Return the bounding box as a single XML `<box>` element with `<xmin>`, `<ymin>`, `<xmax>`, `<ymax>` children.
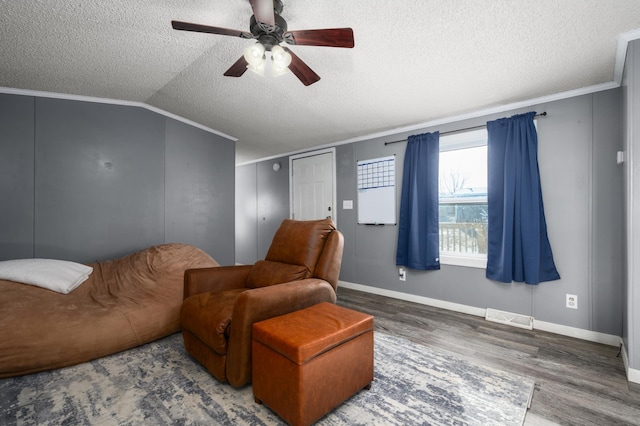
<box><xmin>1</xmin><ymin>332</ymin><xmax>534</xmax><ymax>425</ymax></box>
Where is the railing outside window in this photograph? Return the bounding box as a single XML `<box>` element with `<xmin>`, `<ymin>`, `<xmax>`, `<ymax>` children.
<box><xmin>439</xmin><ymin>222</ymin><xmax>488</xmax><ymax>255</ymax></box>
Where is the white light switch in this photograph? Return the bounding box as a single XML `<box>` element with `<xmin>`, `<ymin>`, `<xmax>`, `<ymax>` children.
<box><xmin>343</xmin><ymin>200</ymin><xmax>353</xmax><ymax>210</ymax></box>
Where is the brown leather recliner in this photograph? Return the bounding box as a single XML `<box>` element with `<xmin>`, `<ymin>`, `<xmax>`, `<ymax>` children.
<box><xmin>180</xmin><ymin>218</ymin><xmax>344</xmax><ymax>387</ymax></box>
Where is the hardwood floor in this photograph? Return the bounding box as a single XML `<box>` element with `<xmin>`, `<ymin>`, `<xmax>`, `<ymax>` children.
<box><xmin>335</xmin><ymin>287</ymin><xmax>640</xmax><ymax>426</ymax></box>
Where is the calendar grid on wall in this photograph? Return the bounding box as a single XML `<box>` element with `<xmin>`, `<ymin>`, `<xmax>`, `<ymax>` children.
<box><xmin>357</xmin><ymin>157</ymin><xmax>395</xmax><ymax>190</ymax></box>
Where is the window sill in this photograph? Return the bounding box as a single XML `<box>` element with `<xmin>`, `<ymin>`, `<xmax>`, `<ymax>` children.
<box><xmin>439</xmin><ymin>253</ymin><xmax>486</xmax><ymax>269</ymax></box>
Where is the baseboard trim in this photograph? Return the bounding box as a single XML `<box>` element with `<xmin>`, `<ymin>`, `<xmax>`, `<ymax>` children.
<box><xmin>533</xmin><ymin>319</ymin><xmax>621</xmax><ymax>347</ymax></box>
<box><xmin>338</xmin><ymin>281</ymin><xmax>621</xmax><ymax>347</ymax></box>
<box><xmin>338</xmin><ymin>281</ymin><xmax>487</xmax><ymax>317</ymax></box>
<box><xmin>621</xmin><ymin>343</ymin><xmax>640</xmax><ymax>384</ymax></box>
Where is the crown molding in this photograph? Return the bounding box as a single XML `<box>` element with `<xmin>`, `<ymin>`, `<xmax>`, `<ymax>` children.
<box><xmin>238</xmin><ymin>29</ymin><xmax>640</xmax><ymax>167</ymax></box>
<box><xmin>614</xmin><ymin>28</ymin><xmax>640</xmax><ymax>85</ymax></box>
<box><xmin>0</xmin><ymin>87</ymin><xmax>237</xmax><ymax>142</ymax></box>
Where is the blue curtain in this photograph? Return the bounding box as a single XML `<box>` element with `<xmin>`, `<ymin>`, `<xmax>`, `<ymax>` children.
<box><xmin>396</xmin><ymin>132</ymin><xmax>440</xmax><ymax>270</ymax></box>
<box><xmin>486</xmin><ymin>112</ymin><xmax>560</xmax><ymax>284</ymax></box>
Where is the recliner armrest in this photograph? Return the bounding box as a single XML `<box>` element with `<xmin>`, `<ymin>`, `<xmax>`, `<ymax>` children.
<box><xmin>225</xmin><ymin>278</ymin><xmax>337</xmax><ymax>387</ymax></box>
<box><xmin>183</xmin><ymin>265</ymin><xmax>252</xmax><ymax>300</ymax></box>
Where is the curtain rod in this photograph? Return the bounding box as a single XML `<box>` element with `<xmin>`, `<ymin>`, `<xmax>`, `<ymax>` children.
<box><xmin>384</xmin><ymin>112</ymin><xmax>547</xmax><ymax>145</ymax></box>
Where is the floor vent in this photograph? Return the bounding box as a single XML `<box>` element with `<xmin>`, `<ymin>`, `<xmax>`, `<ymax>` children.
<box><xmin>485</xmin><ymin>308</ymin><xmax>533</xmax><ymax>330</ymax></box>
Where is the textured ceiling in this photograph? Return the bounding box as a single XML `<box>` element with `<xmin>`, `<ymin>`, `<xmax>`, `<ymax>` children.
<box><xmin>2</xmin><ymin>0</ymin><xmax>640</xmax><ymax>163</ymax></box>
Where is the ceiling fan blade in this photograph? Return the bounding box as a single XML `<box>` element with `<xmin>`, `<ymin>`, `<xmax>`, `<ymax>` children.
<box><xmin>283</xmin><ymin>47</ymin><xmax>320</xmax><ymax>86</ymax></box>
<box><xmin>223</xmin><ymin>56</ymin><xmax>249</xmax><ymax>77</ymax></box>
<box><xmin>284</xmin><ymin>28</ymin><xmax>354</xmax><ymax>48</ymax></box>
<box><xmin>172</xmin><ymin>20</ymin><xmax>253</xmax><ymax>39</ymax></box>
<box><xmin>249</xmin><ymin>0</ymin><xmax>275</xmax><ymax>25</ymax></box>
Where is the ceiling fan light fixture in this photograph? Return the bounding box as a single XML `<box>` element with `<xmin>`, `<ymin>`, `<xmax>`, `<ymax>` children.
<box><xmin>244</xmin><ymin>43</ymin><xmax>265</xmax><ymax>65</ymax></box>
<box><xmin>247</xmin><ymin>61</ymin><xmax>266</xmax><ymax>76</ymax></box>
<box><xmin>271</xmin><ymin>45</ymin><xmax>292</xmax><ymax>76</ymax></box>
<box><xmin>244</xmin><ymin>42</ymin><xmax>266</xmax><ymax>76</ymax></box>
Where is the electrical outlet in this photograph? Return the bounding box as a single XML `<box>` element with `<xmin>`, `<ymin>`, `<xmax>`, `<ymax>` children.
<box><xmin>566</xmin><ymin>294</ymin><xmax>578</xmax><ymax>309</ymax></box>
<box><xmin>398</xmin><ymin>267</ymin><xmax>406</xmax><ymax>281</ymax></box>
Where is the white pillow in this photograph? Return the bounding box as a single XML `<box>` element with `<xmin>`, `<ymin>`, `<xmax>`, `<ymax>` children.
<box><xmin>0</xmin><ymin>258</ymin><xmax>93</xmax><ymax>294</ymax></box>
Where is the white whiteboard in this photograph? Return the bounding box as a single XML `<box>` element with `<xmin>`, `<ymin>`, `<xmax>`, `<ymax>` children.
<box><xmin>357</xmin><ymin>155</ymin><xmax>396</xmax><ymax>225</ymax></box>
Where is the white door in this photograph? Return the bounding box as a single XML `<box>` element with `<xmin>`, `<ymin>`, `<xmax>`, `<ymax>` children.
<box><xmin>290</xmin><ymin>150</ymin><xmax>335</xmax><ymax>222</ymax></box>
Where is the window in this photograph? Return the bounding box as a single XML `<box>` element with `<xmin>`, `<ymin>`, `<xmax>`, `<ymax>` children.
<box><xmin>438</xmin><ymin>128</ymin><xmax>488</xmax><ymax>268</ymax></box>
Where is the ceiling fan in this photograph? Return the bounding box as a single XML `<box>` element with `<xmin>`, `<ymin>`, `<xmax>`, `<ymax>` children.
<box><xmin>171</xmin><ymin>0</ymin><xmax>354</xmax><ymax>86</ymax></box>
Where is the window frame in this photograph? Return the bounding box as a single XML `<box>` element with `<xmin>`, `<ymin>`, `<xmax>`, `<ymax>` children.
<box><xmin>438</xmin><ymin>128</ymin><xmax>488</xmax><ymax>269</ymax></box>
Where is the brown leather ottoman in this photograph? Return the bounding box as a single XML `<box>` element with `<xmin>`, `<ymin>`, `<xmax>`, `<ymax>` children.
<box><xmin>252</xmin><ymin>302</ymin><xmax>374</xmax><ymax>426</ymax></box>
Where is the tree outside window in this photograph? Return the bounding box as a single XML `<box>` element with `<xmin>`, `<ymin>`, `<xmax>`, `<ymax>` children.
<box><xmin>438</xmin><ymin>132</ymin><xmax>488</xmax><ymax>260</ymax></box>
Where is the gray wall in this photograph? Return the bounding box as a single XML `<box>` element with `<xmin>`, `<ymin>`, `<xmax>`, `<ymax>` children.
<box><xmin>0</xmin><ymin>93</ymin><xmax>235</xmax><ymax>265</ymax></box>
<box><xmin>165</xmin><ymin>118</ymin><xmax>235</xmax><ymax>262</ymax></box>
<box><xmin>623</xmin><ymin>39</ymin><xmax>640</xmax><ymax>370</ymax></box>
<box><xmin>235</xmin><ymin>163</ymin><xmax>257</xmax><ymax>264</ymax></box>
<box><xmin>236</xmin><ymin>157</ymin><xmax>290</xmax><ymax>263</ymax></box>
<box><xmin>34</xmin><ymin>98</ymin><xmax>165</xmax><ymax>262</ymax></box>
<box><xmin>237</xmin><ymin>88</ymin><xmax>624</xmax><ymax>336</ymax></box>
<box><xmin>0</xmin><ymin>94</ymin><xmax>34</xmax><ymax>260</ymax></box>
